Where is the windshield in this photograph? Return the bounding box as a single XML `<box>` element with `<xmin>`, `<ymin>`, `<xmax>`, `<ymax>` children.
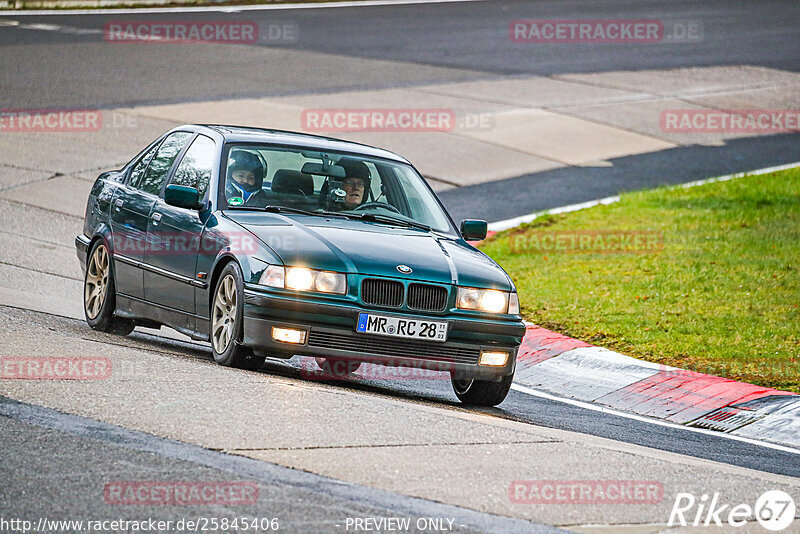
<box><xmin>221</xmin><ymin>145</ymin><xmax>455</xmax><ymax>234</ymax></box>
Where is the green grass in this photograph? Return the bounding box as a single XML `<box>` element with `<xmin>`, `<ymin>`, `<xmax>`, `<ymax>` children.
<box><xmin>480</xmin><ymin>168</ymin><xmax>800</xmax><ymax>393</ymax></box>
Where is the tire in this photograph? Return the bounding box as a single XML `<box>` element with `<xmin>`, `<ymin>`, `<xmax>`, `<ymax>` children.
<box><xmin>84</xmin><ymin>240</ymin><xmax>134</xmax><ymax>336</ymax></box>
<box><xmin>451</xmin><ymin>373</ymin><xmax>514</xmax><ymax>407</ymax></box>
<box><xmin>210</xmin><ymin>262</ymin><xmax>265</xmax><ymax>371</ymax></box>
<box><xmin>315</xmin><ymin>357</ymin><xmax>362</xmax><ymax>377</ymax></box>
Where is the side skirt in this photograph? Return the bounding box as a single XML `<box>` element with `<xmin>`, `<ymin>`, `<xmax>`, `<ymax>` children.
<box><xmin>116</xmin><ymin>294</ymin><xmax>210</xmax><ymax>342</ymax></box>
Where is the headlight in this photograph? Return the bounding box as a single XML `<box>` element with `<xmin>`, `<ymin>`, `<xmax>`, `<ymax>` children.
<box><xmin>457</xmin><ymin>287</ymin><xmax>515</xmax><ymax>314</ymax></box>
<box><xmin>456</xmin><ymin>288</ymin><xmax>481</xmax><ymax>309</ymax></box>
<box><xmin>258</xmin><ymin>265</ymin><xmax>347</xmax><ymax>295</ymax></box>
<box><xmin>259</xmin><ymin>265</ymin><xmax>285</xmax><ymax>288</ymax></box>
<box><xmin>314</xmin><ymin>271</ymin><xmax>344</xmax><ymax>293</ymax></box>
<box><xmin>286</xmin><ymin>267</ymin><xmax>314</xmax><ymax>290</ymax></box>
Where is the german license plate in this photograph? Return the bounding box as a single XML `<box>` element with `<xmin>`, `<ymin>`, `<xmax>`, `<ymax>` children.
<box><xmin>356</xmin><ymin>312</ymin><xmax>448</xmax><ymax>342</ymax></box>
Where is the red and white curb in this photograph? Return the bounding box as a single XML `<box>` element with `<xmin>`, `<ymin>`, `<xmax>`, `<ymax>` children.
<box><xmin>512</xmin><ymin>324</ymin><xmax>800</xmax><ymax>450</ymax></box>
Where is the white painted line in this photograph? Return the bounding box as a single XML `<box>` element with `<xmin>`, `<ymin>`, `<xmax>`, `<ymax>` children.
<box><xmin>0</xmin><ymin>20</ymin><xmax>102</xmax><ymax>33</ymax></box>
<box><xmin>674</xmin><ymin>161</ymin><xmax>800</xmax><ymax>189</ymax></box>
<box><xmin>488</xmin><ymin>196</ymin><xmax>619</xmax><ymax>232</ymax></box>
<box><xmin>3</xmin><ymin>0</ymin><xmax>486</xmax><ymax>16</ymax></box>
<box><xmin>510</xmin><ymin>383</ymin><xmax>800</xmax><ymax>455</ymax></box>
<box><xmin>488</xmin><ymin>160</ymin><xmax>800</xmax><ymax>233</ymax></box>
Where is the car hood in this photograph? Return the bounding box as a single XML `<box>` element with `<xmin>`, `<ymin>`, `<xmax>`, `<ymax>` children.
<box><xmin>226</xmin><ymin>212</ymin><xmax>512</xmax><ymax>290</ymax></box>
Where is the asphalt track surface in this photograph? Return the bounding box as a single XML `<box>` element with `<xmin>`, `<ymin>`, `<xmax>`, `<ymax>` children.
<box><xmin>0</xmin><ymin>395</ymin><xmax>557</xmax><ymax>534</ymax></box>
<box><xmin>3</xmin><ymin>0</ymin><xmax>800</xmax><ymax>108</ymax></box>
<box><xmin>2</xmin><ymin>0</ymin><xmax>799</xmax><ymax>222</ymax></box>
<box><xmin>5</xmin><ymin>307</ymin><xmax>800</xmax><ymax>481</ymax></box>
<box><xmin>443</xmin><ymin>132</ymin><xmax>800</xmax><ymax>223</ymax></box>
<box><xmin>268</xmin><ymin>357</ymin><xmax>800</xmax><ymax>481</ymax></box>
<box><xmin>2</xmin><ymin>0</ymin><xmax>800</xmax><ymax>529</ymax></box>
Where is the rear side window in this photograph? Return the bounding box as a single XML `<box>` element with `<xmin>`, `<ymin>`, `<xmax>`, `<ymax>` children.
<box><xmin>137</xmin><ymin>132</ymin><xmax>193</xmax><ymax>196</ymax></box>
<box><xmin>128</xmin><ymin>143</ymin><xmax>159</xmax><ymax>189</ymax></box>
<box><xmin>170</xmin><ymin>135</ymin><xmax>215</xmax><ymax>198</ymax></box>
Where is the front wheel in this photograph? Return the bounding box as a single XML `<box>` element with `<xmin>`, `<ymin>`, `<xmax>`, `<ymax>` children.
<box><xmin>84</xmin><ymin>240</ymin><xmax>134</xmax><ymax>336</ymax></box>
<box><xmin>451</xmin><ymin>373</ymin><xmax>514</xmax><ymax>407</ymax></box>
<box><xmin>211</xmin><ymin>262</ymin><xmax>265</xmax><ymax>371</ymax></box>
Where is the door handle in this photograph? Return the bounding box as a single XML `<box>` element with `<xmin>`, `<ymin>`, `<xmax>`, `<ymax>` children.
<box><xmin>114</xmin><ymin>199</ymin><xmax>123</xmax><ymax>211</ymax></box>
<box><xmin>152</xmin><ymin>212</ymin><xmax>162</xmax><ymax>224</ymax></box>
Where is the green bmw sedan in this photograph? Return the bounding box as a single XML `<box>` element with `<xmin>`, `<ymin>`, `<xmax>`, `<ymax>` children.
<box><xmin>76</xmin><ymin>125</ymin><xmax>525</xmax><ymax>406</ymax></box>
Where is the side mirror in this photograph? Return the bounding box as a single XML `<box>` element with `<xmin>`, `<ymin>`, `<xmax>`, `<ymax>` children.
<box><xmin>460</xmin><ymin>219</ymin><xmax>488</xmax><ymax>241</ymax></box>
<box><xmin>164</xmin><ymin>184</ymin><xmax>203</xmax><ymax>210</ymax></box>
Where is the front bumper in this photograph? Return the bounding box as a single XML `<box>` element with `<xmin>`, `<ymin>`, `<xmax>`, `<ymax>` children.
<box><xmin>243</xmin><ymin>288</ymin><xmax>524</xmax><ymax>381</ymax></box>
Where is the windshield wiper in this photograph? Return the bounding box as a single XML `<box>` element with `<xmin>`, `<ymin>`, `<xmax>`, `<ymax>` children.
<box><xmin>227</xmin><ymin>205</ymin><xmax>430</xmax><ymax>230</ymax></box>
<box><xmin>263</xmin><ymin>205</ymin><xmax>327</xmax><ymax>217</ymax></box>
<box><xmin>227</xmin><ymin>205</ymin><xmax>347</xmax><ymax>219</ymax></box>
<box><xmin>345</xmin><ymin>212</ymin><xmax>431</xmax><ymax>231</ymax></box>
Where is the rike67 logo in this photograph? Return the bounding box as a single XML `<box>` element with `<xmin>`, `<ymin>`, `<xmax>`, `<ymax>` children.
<box><xmin>669</xmin><ymin>490</ymin><xmax>796</xmax><ymax>531</ymax></box>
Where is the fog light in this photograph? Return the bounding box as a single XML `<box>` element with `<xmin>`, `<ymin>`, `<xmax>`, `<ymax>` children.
<box><xmin>271</xmin><ymin>327</ymin><xmax>307</xmax><ymax>344</ymax></box>
<box><xmin>479</xmin><ymin>350</ymin><xmax>509</xmax><ymax>366</ymax></box>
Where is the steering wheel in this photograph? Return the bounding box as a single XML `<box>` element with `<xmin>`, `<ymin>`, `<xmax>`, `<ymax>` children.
<box><xmin>353</xmin><ymin>201</ymin><xmax>401</xmax><ymax>214</ymax></box>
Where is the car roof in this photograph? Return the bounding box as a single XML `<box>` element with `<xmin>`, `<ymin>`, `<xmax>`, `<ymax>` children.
<box><xmin>191</xmin><ymin>124</ymin><xmax>410</xmax><ymax>164</ymax></box>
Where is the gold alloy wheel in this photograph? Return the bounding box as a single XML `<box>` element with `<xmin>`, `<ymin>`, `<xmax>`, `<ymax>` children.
<box><xmin>84</xmin><ymin>244</ymin><xmax>110</xmax><ymax>320</ymax></box>
<box><xmin>212</xmin><ymin>274</ymin><xmax>237</xmax><ymax>354</ymax></box>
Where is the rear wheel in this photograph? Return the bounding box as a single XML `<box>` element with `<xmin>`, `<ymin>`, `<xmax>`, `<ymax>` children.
<box><xmin>84</xmin><ymin>241</ymin><xmax>134</xmax><ymax>336</ymax></box>
<box><xmin>451</xmin><ymin>373</ymin><xmax>514</xmax><ymax>407</ymax></box>
<box><xmin>315</xmin><ymin>357</ymin><xmax>362</xmax><ymax>377</ymax></box>
<box><xmin>211</xmin><ymin>263</ymin><xmax>265</xmax><ymax>371</ymax></box>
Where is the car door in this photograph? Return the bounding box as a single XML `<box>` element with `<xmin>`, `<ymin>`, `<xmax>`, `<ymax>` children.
<box><xmin>109</xmin><ymin>140</ymin><xmax>161</xmax><ymax>299</ymax></box>
<box><xmin>144</xmin><ymin>134</ymin><xmax>216</xmax><ymax>322</ymax></box>
<box><xmin>113</xmin><ymin>131</ymin><xmax>194</xmax><ymax>300</ymax></box>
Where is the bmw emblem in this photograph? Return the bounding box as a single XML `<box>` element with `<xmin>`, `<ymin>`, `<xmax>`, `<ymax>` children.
<box><xmin>396</xmin><ymin>265</ymin><xmax>412</xmax><ymax>274</ymax></box>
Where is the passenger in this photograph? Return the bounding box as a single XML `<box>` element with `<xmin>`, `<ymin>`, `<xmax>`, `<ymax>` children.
<box><xmin>226</xmin><ymin>150</ymin><xmax>268</xmax><ymax>205</ymax></box>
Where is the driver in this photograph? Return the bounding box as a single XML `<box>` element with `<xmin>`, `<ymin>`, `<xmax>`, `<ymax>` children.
<box><xmin>226</xmin><ymin>150</ymin><xmax>268</xmax><ymax>205</ymax></box>
<box><xmin>338</xmin><ymin>158</ymin><xmax>371</xmax><ymax>209</ymax></box>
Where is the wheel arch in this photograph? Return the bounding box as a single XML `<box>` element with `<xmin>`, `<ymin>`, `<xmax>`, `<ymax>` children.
<box><xmin>87</xmin><ymin>224</ymin><xmax>113</xmax><ymax>258</ymax></box>
<box><xmin>86</xmin><ymin>226</ymin><xmax>118</xmax><ymax>282</ymax></box>
<box><xmin>207</xmin><ymin>254</ymin><xmax>239</xmax><ymax>316</ymax></box>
